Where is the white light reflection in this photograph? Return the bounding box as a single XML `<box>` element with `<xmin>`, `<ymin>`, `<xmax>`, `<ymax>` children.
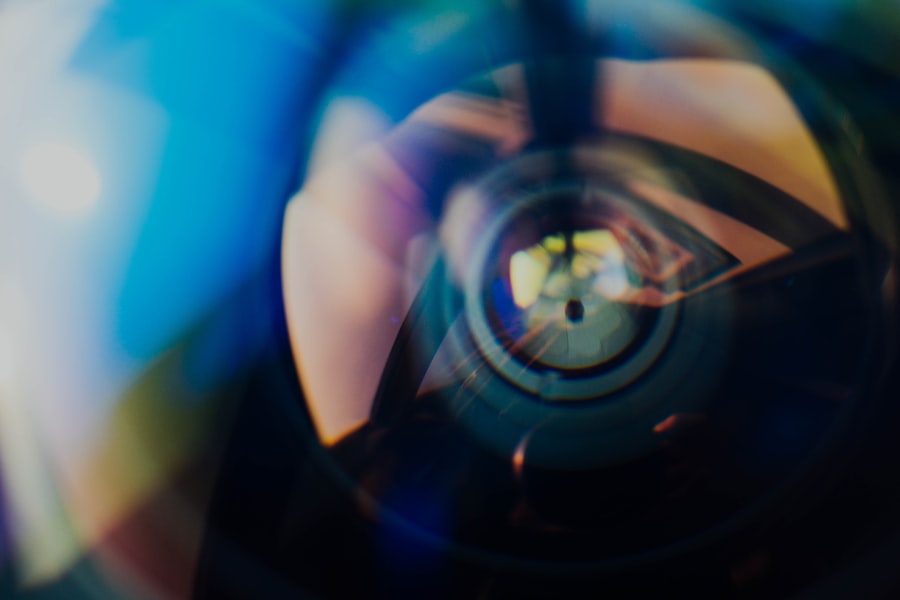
<box><xmin>0</xmin><ymin>325</ymin><xmax>13</xmax><ymax>385</ymax></box>
<box><xmin>0</xmin><ymin>290</ymin><xmax>80</xmax><ymax>586</ymax></box>
<box><xmin>20</xmin><ymin>141</ymin><xmax>102</xmax><ymax>216</ymax></box>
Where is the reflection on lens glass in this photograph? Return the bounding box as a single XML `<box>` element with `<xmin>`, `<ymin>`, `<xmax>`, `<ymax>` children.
<box><xmin>469</xmin><ymin>183</ymin><xmax>684</xmax><ymax>398</ymax></box>
<box><xmin>504</xmin><ymin>227</ymin><xmax>638</xmax><ymax>370</ymax></box>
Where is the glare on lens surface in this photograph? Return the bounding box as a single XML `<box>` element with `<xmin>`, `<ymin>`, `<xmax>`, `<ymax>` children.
<box><xmin>509</xmin><ymin>230</ymin><xmax>631</xmax><ymax>310</ymax></box>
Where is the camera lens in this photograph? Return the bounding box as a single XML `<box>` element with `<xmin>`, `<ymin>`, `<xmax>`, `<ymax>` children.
<box><xmin>3</xmin><ymin>2</ymin><xmax>898</xmax><ymax>598</ymax></box>
<box><xmin>281</xmin><ymin>5</ymin><xmax>895</xmax><ymax>587</ymax></box>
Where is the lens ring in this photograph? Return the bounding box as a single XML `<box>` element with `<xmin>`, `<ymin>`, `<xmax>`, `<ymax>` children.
<box><xmin>464</xmin><ymin>181</ymin><xmax>681</xmax><ymax>401</ymax></box>
<box><xmin>432</xmin><ymin>147</ymin><xmax>734</xmax><ymax>469</ymax></box>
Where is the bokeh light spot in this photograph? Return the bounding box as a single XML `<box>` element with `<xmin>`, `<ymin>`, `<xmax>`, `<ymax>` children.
<box><xmin>20</xmin><ymin>141</ymin><xmax>102</xmax><ymax>216</ymax></box>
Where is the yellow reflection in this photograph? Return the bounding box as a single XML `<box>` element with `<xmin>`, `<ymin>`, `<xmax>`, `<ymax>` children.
<box><xmin>510</xmin><ymin>245</ymin><xmax>551</xmax><ymax>308</ymax></box>
<box><xmin>510</xmin><ymin>229</ymin><xmax>630</xmax><ymax>310</ymax></box>
<box><xmin>574</xmin><ymin>229</ymin><xmax>622</xmax><ymax>256</ymax></box>
<box><xmin>542</xmin><ymin>233</ymin><xmax>566</xmax><ymax>254</ymax></box>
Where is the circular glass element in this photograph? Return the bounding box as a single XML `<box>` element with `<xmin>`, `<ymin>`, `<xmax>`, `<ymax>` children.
<box><xmin>498</xmin><ymin>226</ymin><xmax>641</xmax><ymax>370</ymax></box>
<box><xmin>464</xmin><ymin>180</ymin><xmax>681</xmax><ymax>402</ymax></box>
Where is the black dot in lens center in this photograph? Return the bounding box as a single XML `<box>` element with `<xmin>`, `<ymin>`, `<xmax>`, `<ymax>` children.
<box><xmin>565</xmin><ymin>298</ymin><xmax>585</xmax><ymax>323</ymax></box>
